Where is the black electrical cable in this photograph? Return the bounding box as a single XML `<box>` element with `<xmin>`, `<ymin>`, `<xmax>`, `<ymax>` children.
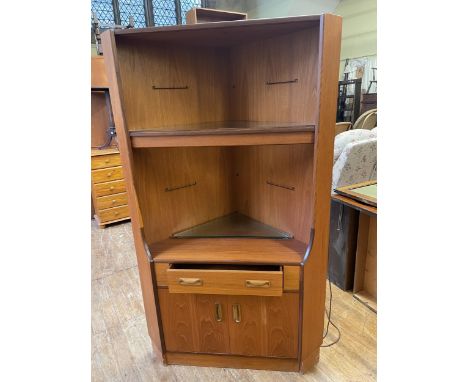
<box><xmin>91</xmin><ymin>134</ymin><xmax>114</xmax><ymax>149</ymax></box>
<box><xmin>91</xmin><ymin>127</ymin><xmax>117</xmax><ymax>149</ymax></box>
<box><xmin>321</xmin><ymin>277</ymin><xmax>341</xmax><ymax>348</ymax></box>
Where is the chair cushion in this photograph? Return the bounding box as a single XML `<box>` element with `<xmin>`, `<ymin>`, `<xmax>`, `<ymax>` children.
<box><xmin>334</xmin><ymin>129</ymin><xmax>373</xmax><ymax>164</ymax></box>
<box><xmin>369</xmin><ymin>126</ymin><xmax>377</xmax><ymax>138</ymax></box>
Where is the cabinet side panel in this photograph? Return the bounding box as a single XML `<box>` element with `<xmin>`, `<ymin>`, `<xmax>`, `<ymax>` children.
<box><xmin>301</xmin><ymin>15</ymin><xmax>342</xmax><ymax>372</ymax></box>
<box><xmin>230</xmin><ymin>26</ymin><xmax>320</xmax><ymax>124</ymax></box>
<box><xmin>101</xmin><ymin>31</ymin><xmax>164</xmax><ymax>355</ymax></box>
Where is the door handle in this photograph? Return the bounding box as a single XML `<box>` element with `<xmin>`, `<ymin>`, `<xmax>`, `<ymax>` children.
<box><xmin>245</xmin><ymin>280</ymin><xmax>271</xmax><ymax>288</ymax></box>
<box><xmin>232</xmin><ymin>304</ymin><xmax>241</xmax><ymax>323</ymax></box>
<box><xmin>178</xmin><ymin>278</ymin><xmax>203</xmax><ymax>286</ymax></box>
<box><xmin>215</xmin><ymin>303</ymin><xmax>223</xmax><ymax>322</ymax></box>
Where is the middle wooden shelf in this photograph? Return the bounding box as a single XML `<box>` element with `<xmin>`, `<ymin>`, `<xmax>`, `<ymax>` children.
<box><xmin>129</xmin><ymin>121</ymin><xmax>315</xmax><ymax>148</ymax></box>
<box><xmin>149</xmin><ymin>237</ymin><xmax>306</xmax><ymax>265</ymax></box>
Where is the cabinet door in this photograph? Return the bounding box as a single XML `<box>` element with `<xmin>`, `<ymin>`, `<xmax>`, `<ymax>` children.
<box><xmin>194</xmin><ymin>294</ymin><xmax>230</xmax><ymax>354</ymax></box>
<box><xmin>159</xmin><ymin>290</ymin><xmax>298</xmax><ymax>357</ymax></box>
<box><xmin>228</xmin><ymin>293</ymin><xmax>299</xmax><ymax>358</ymax></box>
<box><xmin>264</xmin><ymin>293</ymin><xmax>299</xmax><ymax>358</ymax></box>
<box><xmin>158</xmin><ymin>289</ymin><xmax>197</xmax><ymax>352</ymax></box>
<box><xmin>158</xmin><ymin>289</ymin><xmax>230</xmax><ymax>354</ymax></box>
<box><xmin>227</xmin><ymin>295</ymin><xmax>266</xmax><ymax>356</ymax></box>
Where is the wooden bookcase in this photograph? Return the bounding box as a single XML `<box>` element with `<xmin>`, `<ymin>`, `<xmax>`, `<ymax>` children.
<box><xmin>102</xmin><ymin>14</ymin><xmax>342</xmax><ymax>372</ymax></box>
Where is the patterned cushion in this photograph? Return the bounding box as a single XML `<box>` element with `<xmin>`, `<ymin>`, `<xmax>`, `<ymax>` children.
<box><xmin>334</xmin><ymin>129</ymin><xmax>373</xmax><ymax>164</ymax></box>
<box><xmin>332</xmin><ymin>138</ymin><xmax>377</xmax><ymax>192</ymax></box>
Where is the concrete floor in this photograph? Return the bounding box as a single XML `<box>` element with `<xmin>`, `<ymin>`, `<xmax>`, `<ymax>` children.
<box><xmin>92</xmin><ymin>220</ymin><xmax>376</xmax><ymax>382</ymax></box>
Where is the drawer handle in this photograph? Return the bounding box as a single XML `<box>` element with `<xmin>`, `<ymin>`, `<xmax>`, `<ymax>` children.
<box><xmin>245</xmin><ymin>280</ymin><xmax>271</xmax><ymax>288</ymax></box>
<box><xmin>215</xmin><ymin>303</ymin><xmax>223</xmax><ymax>322</ymax></box>
<box><xmin>232</xmin><ymin>304</ymin><xmax>241</xmax><ymax>323</ymax></box>
<box><xmin>178</xmin><ymin>278</ymin><xmax>203</xmax><ymax>286</ymax></box>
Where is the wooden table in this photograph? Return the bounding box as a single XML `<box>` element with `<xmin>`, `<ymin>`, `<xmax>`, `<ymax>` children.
<box><xmin>331</xmin><ymin>193</ymin><xmax>377</xmax><ymax>312</ymax></box>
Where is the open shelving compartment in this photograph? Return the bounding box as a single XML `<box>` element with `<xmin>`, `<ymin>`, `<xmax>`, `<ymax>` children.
<box><xmin>115</xmin><ymin>18</ymin><xmax>320</xmax><ymax>148</ymax></box>
<box><xmin>134</xmin><ymin>141</ymin><xmax>313</xmax><ymax>265</ymax></box>
<box><xmin>113</xmin><ymin>17</ymin><xmax>322</xmax><ymax>265</ymax></box>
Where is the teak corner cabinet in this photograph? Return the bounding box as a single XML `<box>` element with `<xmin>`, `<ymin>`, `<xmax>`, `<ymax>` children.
<box><xmin>102</xmin><ymin>14</ymin><xmax>342</xmax><ymax>373</ymax></box>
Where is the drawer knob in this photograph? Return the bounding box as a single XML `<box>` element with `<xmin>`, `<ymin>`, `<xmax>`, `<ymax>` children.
<box><xmin>107</xmin><ymin>172</ymin><xmax>113</xmax><ymax>177</ymax></box>
<box><xmin>110</xmin><ymin>186</ymin><xmax>114</xmax><ymax>190</ymax></box>
<box><xmin>105</xmin><ymin>159</ymin><xmax>110</xmax><ymax>163</ymax></box>
<box><xmin>114</xmin><ymin>211</ymin><xmax>119</xmax><ymax>216</ymax></box>
<box><xmin>111</xmin><ymin>200</ymin><xmax>116</xmax><ymax>204</ymax></box>
<box><xmin>178</xmin><ymin>278</ymin><xmax>203</xmax><ymax>286</ymax></box>
<box><xmin>245</xmin><ymin>280</ymin><xmax>271</xmax><ymax>288</ymax></box>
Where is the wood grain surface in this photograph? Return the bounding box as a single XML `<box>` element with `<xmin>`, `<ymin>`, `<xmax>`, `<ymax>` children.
<box><xmin>92</xmin><ymin>221</ymin><xmax>377</xmax><ymax>381</ymax></box>
<box><xmin>167</xmin><ymin>267</ymin><xmax>283</xmax><ymax>296</ymax></box>
<box><xmin>91</xmin><ymin>166</ymin><xmax>124</xmax><ymax>184</ymax></box>
<box><xmin>94</xmin><ymin>192</ymin><xmax>128</xmax><ymax>210</ymax></box>
<box><xmin>300</xmin><ymin>14</ymin><xmax>342</xmax><ymax>372</ymax></box>
<box><xmin>93</xmin><ymin>179</ymin><xmax>127</xmax><ymax>197</ymax></box>
<box><xmin>157</xmin><ymin>288</ymin><xmax>299</xmax><ymax>359</ymax></box>
<box><xmin>91</xmin><ymin>56</ymin><xmax>109</xmax><ymax>88</ymax></box>
<box><xmin>101</xmin><ymin>14</ymin><xmax>347</xmax><ymax>372</ymax></box>
<box><xmin>149</xmin><ymin>238</ymin><xmax>306</xmax><ymax>265</ymax></box>
<box><xmin>186</xmin><ymin>7</ymin><xmax>247</xmax><ymax>24</ymax></box>
<box><xmin>91</xmin><ymin>152</ymin><xmax>121</xmax><ymax>170</ymax></box>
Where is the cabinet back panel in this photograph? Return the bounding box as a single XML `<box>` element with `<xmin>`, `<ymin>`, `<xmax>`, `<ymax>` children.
<box><xmin>133</xmin><ymin>147</ymin><xmax>235</xmax><ymax>244</ymax></box>
<box><xmin>117</xmin><ymin>41</ymin><xmax>229</xmax><ymax>130</ymax></box>
<box><xmin>229</xmin><ymin>27</ymin><xmax>320</xmax><ymax>123</ymax></box>
<box><xmin>233</xmin><ymin>144</ymin><xmax>314</xmax><ymax>243</ymax></box>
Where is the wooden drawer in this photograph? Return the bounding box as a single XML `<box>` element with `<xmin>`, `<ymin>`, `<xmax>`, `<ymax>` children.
<box><xmin>93</xmin><ymin>179</ymin><xmax>127</xmax><ymax>197</ymax></box>
<box><xmin>95</xmin><ymin>192</ymin><xmax>128</xmax><ymax>210</ymax></box>
<box><xmin>92</xmin><ymin>166</ymin><xmax>124</xmax><ymax>184</ymax></box>
<box><xmin>97</xmin><ymin>205</ymin><xmax>129</xmax><ymax>223</ymax></box>
<box><xmin>91</xmin><ymin>153</ymin><xmax>121</xmax><ymax>170</ymax></box>
<box><xmin>167</xmin><ymin>264</ymin><xmax>283</xmax><ymax>296</ymax></box>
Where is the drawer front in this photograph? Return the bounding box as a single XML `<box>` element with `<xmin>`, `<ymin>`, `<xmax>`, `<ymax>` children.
<box><xmin>97</xmin><ymin>205</ymin><xmax>129</xmax><ymax>223</ymax></box>
<box><xmin>92</xmin><ymin>166</ymin><xmax>124</xmax><ymax>184</ymax></box>
<box><xmin>167</xmin><ymin>267</ymin><xmax>283</xmax><ymax>296</ymax></box>
<box><xmin>93</xmin><ymin>179</ymin><xmax>126</xmax><ymax>197</ymax></box>
<box><xmin>95</xmin><ymin>192</ymin><xmax>128</xmax><ymax>210</ymax></box>
<box><xmin>91</xmin><ymin>154</ymin><xmax>121</xmax><ymax>170</ymax></box>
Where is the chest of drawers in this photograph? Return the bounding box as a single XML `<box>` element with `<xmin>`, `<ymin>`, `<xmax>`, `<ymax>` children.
<box><xmin>91</xmin><ymin>148</ymin><xmax>130</xmax><ymax>228</ymax></box>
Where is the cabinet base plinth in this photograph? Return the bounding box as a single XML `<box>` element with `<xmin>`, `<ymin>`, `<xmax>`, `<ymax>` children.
<box><xmin>165</xmin><ymin>352</ymin><xmax>299</xmax><ymax>372</ymax></box>
<box><xmin>300</xmin><ymin>347</ymin><xmax>320</xmax><ymax>373</ymax></box>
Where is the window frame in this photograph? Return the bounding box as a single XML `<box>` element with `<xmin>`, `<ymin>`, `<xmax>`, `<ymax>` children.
<box><xmin>92</xmin><ymin>0</ymin><xmax>206</xmax><ymax>28</ymax></box>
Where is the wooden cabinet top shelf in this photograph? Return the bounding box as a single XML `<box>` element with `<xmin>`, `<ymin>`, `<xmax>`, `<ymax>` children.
<box><xmin>149</xmin><ymin>238</ymin><xmax>306</xmax><ymax>265</ymax></box>
<box><xmin>130</xmin><ymin>121</ymin><xmax>315</xmax><ymax>148</ymax></box>
<box><xmin>113</xmin><ymin>15</ymin><xmax>322</xmax><ymax>46</ymax></box>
